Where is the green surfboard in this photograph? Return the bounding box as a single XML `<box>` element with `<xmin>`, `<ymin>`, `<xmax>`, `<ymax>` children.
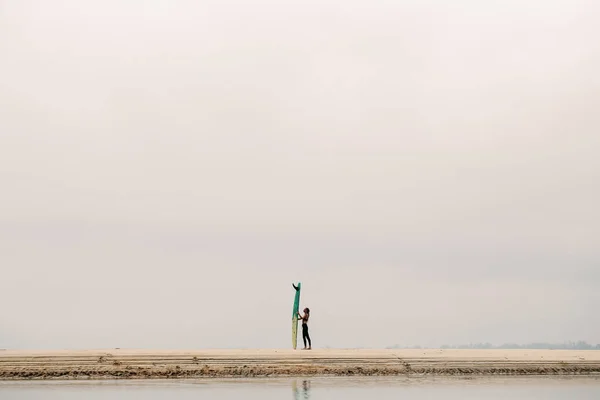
<box><xmin>292</xmin><ymin>282</ymin><xmax>301</xmax><ymax>349</ymax></box>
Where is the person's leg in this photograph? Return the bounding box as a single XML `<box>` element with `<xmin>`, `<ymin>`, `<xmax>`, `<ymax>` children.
<box><xmin>302</xmin><ymin>325</ymin><xmax>308</xmax><ymax>349</ymax></box>
<box><xmin>305</xmin><ymin>326</ymin><xmax>311</xmax><ymax>349</ymax></box>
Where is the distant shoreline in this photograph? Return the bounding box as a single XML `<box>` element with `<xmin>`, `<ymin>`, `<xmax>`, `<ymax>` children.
<box><xmin>1</xmin><ymin>349</ymin><xmax>600</xmax><ymax>380</ymax></box>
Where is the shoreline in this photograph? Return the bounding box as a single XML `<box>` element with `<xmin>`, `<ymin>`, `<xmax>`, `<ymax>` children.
<box><xmin>1</xmin><ymin>349</ymin><xmax>600</xmax><ymax>380</ymax></box>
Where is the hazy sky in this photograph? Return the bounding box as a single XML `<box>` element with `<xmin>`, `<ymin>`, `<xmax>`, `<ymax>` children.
<box><xmin>1</xmin><ymin>0</ymin><xmax>599</xmax><ymax>350</ymax></box>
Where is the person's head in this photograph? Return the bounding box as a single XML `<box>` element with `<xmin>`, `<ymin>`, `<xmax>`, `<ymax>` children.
<box><xmin>304</xmin><ymin>308</ymin><xmax>310</xmax><ymax>314</ymax></box>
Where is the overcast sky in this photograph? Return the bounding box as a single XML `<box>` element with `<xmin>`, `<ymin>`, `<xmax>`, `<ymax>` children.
<box><xmin>1</xmin><ymin>0</ymin><xmax>599</xmax><ymax>350</ymax></box>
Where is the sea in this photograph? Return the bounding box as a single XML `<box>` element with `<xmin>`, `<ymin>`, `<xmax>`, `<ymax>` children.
<box><xmin>1</xmin><ymin>376</ymin><xmax>600</xmax><ymax>399</ymax></box>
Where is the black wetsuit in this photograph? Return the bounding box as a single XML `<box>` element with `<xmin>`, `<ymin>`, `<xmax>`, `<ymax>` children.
<box><xmin>302</xmin><ymin>319</ymin><xmax>311</xmax><ymax>348</ymax></box>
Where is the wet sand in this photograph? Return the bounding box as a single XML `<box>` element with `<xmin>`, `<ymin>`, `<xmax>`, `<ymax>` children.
<box><xmin>1</xmin><ymin>349</ymin><xmax>599</xmax><ymax>380</ymax></box>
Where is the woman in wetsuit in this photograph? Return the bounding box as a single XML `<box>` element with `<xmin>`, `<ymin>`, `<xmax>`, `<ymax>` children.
<box><xmin>298</xmin><ymin>308</ymin><xmax>311</xmax><ymax>350</ymax></box>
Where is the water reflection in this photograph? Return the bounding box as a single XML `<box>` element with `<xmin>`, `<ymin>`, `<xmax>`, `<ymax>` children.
<box><xmin>292</xmin><ymin>380</ymin><xmax>311</xmax><ymax>400</ymax></box>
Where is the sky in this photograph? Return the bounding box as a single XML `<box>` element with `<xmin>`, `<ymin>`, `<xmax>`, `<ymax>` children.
<box><xmin>0</xmin><ymin>0</ymin><xmax>599</xmax><ymax>350</ymax></box>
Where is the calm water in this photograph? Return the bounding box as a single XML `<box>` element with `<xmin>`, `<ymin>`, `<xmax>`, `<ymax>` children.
<box><xmin>1</xmin><ymin>377</ymin><xmax>600</xmax><ymax>399</ymax></box>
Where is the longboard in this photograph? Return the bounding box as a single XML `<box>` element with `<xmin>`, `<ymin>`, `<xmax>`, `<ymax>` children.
<box><xmin>292</xmin><ymin>282</ymin><xmax>301</xmax><ymax>349</ymax></box>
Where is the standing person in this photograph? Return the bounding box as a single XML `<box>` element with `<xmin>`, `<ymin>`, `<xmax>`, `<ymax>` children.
<box><xmin>298</xmin><ymin>308</ymin><xmax>311</xmax><ymax>350</ymax></box>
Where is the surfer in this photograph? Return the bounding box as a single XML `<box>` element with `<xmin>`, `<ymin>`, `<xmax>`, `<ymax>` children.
<box><xmin>298</xmin><ymin>308</ymin><xmax>311</xmax><ymax>350</ymax></box>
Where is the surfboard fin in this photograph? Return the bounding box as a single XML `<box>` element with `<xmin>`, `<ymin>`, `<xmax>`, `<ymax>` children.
<box><xmin>292</xmin><ymin>284</ymin><xmax>299</xmax><ymax>290</ymax></box>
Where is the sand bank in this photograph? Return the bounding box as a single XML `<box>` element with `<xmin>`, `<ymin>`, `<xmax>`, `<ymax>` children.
<box><xmin>1</xmin><ymin>349</ymin><xmax>599</xmax><ymax>380</ymax></box>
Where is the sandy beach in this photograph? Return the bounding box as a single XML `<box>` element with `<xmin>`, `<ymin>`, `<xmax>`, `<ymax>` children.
<box><xmin>1</xmin><ymin>349</ymin><xmax>599</xmax><ymax>380</ymax></box>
